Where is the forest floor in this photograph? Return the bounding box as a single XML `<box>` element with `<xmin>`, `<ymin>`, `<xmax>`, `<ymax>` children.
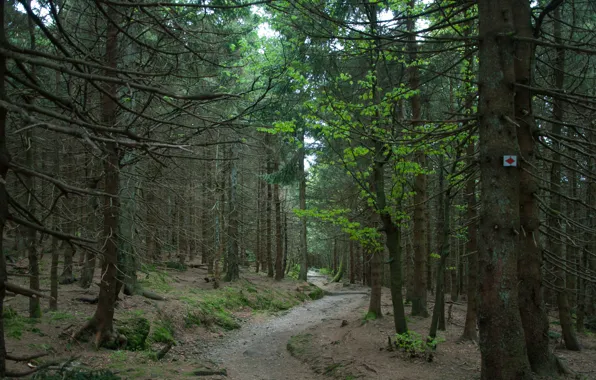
<box><xmin>3</xmin><ymin>259</ymin><xmax>596</xmax><ymax>379</ymax></box>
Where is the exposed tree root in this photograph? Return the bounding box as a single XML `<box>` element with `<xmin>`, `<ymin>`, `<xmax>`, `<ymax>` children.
<box><xmin>141</xmin><ymin>290</ymin><xmax>165</xmax><ymax>301</ymax></box>
<box><xmin>71</xmin><ymin>318</ymin><xmax>126</xmax><ymax>349</ymax></box>
<box><xmin>75</xmin><ymin>297</ymin><xmax>98</xmax><ymax>304</ymax></box>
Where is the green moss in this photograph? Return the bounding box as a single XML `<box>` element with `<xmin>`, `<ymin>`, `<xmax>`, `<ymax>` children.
<box><xmin>139</xmin><ymin>270</ymin><xmax>174</xmax><ymax>293</ymax></box>
<box><xmin>4</xmin><ymin>307</ymin><xmax>38</xmax><ymax>340</ymax></box>
<box><xmin>117</xmin><ymin>317</ymin><xmax>150</xmax><ymax>351</ymax></box>
<box><xmin>363</xmin><ymin>311</ymin><xmax>377</xmax><ymax>322</ymax></box>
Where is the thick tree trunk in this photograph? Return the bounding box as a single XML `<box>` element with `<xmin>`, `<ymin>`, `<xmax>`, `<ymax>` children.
<box><xmin>477</xmin><ymin>1</ymin><xmax>532</xmax><ymax>378</ymax></box>
<box><xmin>349</xmin><ymin>240</ymin><xmax>355</xmax><ymax>284</ymax></box>
<box><xmin>513</xmin><ymin>2</ymin><xmax>565</xmax><ymax>374</ymax></box>
<box><xmin>26</xmin><ymin>129</ymin><xmax>40</xmax><ymax>318</ymax></box>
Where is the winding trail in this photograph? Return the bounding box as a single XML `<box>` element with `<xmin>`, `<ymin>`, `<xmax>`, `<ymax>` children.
<box><xmin>203</xmin><ymin>272</ymin><xmax>369</xmax><ymax>380</ymax></box>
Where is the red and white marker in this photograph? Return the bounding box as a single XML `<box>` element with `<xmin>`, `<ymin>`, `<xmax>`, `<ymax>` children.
<box><xmin>503</xmin><ymin>155</ymin><xmax>517</xmax><ymax>167</ymax></box>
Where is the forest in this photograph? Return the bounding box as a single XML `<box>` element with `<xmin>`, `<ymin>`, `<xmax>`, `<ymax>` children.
<box><xmin>0</xmin><ymin>0</ymin><xmax>595</xmax><ymax>379</ymax></box>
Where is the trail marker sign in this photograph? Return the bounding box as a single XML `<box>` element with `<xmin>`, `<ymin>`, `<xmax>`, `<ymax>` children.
<box><xmin>503</xmin><ymin>155</ymin><xmax>517</xmax><ymax>167</ymax></box>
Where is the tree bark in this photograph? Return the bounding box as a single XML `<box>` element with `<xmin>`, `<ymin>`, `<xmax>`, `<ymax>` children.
<box><xmin>408</xmin><ymin>0</ymin><xmax>428</xmax><ymax>318</ymax></box>
<box><xmin>298</xmin><ymin>126</ymin><xmax>308</xmax><ymax>281</ymax></box>
<box><xmin>274</xmin><ymin>151</ymin><xmax>283</xmax><ymax>281</ymax></box>
<box><xmin>477</xmin><ymin>1</ymin><xmax>532</xmax><ymax>378</ymax></box>
<box><xmin>224</xmin><ymin>144</ymin><xmax>240</xmax><ymax>282</ymax></box>
<box><xmin>266</xmin><ymin>139</ymin><xmax>274</xmax><ymax>278</ymax></box>
<box><xmin>549</xmin><ymin>5</ymin><xmax>580</xmax><ymax>351</ymax></box>
<box><xmin>0</xmin><ymin>2</ymin><xmax>11</xmax><ymax>373</ymax></box>
<box><xmin>461</xmin><ymin>140</ymin><xmax>478</xmax><ymax>341</ymax></box>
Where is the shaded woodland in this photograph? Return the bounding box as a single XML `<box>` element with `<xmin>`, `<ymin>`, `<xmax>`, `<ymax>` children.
<box><xmin>0</xmin><ymin>0</ymin><xmax>595</xmax><ymax>379</ymax></box>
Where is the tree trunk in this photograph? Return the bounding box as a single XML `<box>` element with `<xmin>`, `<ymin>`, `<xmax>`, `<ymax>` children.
<box><xmin>0</xmin><ymin>2</ymin><xmax>11</xmax><ymax>372</ymax></box>
<box><xmin>513</xmin><ymin>1</ymin><xmax>565</xmax><ymax>373</ymax></box>
<box><xmin>477</xmin><ymin>1</ymin><xmax>532</xmax><ymax>378</ymax></box>
<box><xmin>225</xmin><ymin>145</ymin><xmax>240</xmax><ymax>282</ymax></box>
<box><xmin>430</xmin><ymin>160</ymin><xmax>449</xmax><ymax>339</ymax></box>
<box><xmin>266</xmin><ymin>143</ymin><xmax>274</xmax><ymax>278</ymax></box>
<box><xmin>549</xmin><ymin>5</ymin><xmax>580</xmax><ymax>351</ymax></box>
<box><xmin>461</xmin><ymin>140</ymin><xmax>478</xmax><ymax>341</ymax></box>
<box><xmin>76</xmin><ymin>5</ymin><xmax>121</xmax><ymax>347</ymax></box>
<box><xmin>349</xmin><ymin>240</ymin><xmax>355</xmax><ymax>284</ymax></box>
<box><xmin>408</xmin><ymin>0</ymin><xmax>428</xmax><ymax>318</ymax></box>
<box><xmin>274</xmin><ymin>153</ymin><xmax>283</xmax><ymax>281</ymax></box>
<box><xmin>298</xmin><ymin>126</ymin><xmax>308</xmax><ymax>281</ymax></box>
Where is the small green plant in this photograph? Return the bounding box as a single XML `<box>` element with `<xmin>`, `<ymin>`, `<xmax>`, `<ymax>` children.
<box><xmin>319</xmin><ymin>268</ymin><xmax>332</xmax><ymax>276</ymax></box>
<box><xmin>362</xmin><ymin>311</ymin><xmax>377</xmax><ymax>322</ymax></box>
<box><xmin>394</xmin><ymin>331</ymin><xmax>442</xmax><ymax>360</ymax></box>
<box><xmin>150</xmin><ymin>319</ymin><xmax>175</xmax><ymax>344</ymax></box>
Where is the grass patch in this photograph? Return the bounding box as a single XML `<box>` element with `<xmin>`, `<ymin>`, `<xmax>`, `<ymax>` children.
<box><xmin>4</xmin><ymin>306</ymin><xmax>39</xmax><ymax>340</ymax></box>
<box><xmin>287</xmin><ymin>333</ymin><xmax>313</xmax><ymax>357</ymax></box>
<box><xmin>140</xmin><ymin>270</ymin><xmax>174</xmax><ymax>293</ymax></box>
<box><xmin>48</xmin><ymin>311</ymin><xmax>75</xmax><ymax>322</ymax></box>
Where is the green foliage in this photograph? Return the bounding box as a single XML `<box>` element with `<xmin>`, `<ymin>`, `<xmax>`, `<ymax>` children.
<box><xmin>394</xmin><ymin>331</ymin><xmax>442</xmax><ymax>359</ymax></box>
<box><xmin>363</xmin><ymin>311</ymin><xmax>377</xmax><ymax>322</ymax></box>
<box><xmin>318</xmin><ymin>268</ymin><xmax>332</xmax><ymax>275</ymax></box>
<box><xmin>117</xmin><ymin>317</ymin><xmax>150</xmax><ymax>351</ymax></box>
<box><xmin>4</xmin><ymin>306</ymin><xmax>38</xmax><ymax>340</ymax></box>
<box><xmin>150</xmin><ymin>319</ymin><xmax>175</xmax><ymax>345</ymax></box>
<box><xmin>165</xmin><ymin>261</ymin><xmax>187</xmax><ymax>271</ymax></box>
<box><xmin>288</xmin><ymin>264</ymin><xmax>301</xmax><ymax>279</ymax></box>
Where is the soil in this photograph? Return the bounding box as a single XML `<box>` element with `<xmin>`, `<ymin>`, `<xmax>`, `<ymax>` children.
<box><xmin>3</xmin><ymin>261</ymin><xmax>596</xmax><ymax>379</ymax></box>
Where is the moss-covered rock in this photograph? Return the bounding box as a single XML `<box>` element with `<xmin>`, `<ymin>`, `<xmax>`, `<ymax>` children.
<box><xmin>307</xmin><ymin>285</ymin><xmax>324</xmax><ymax>300</ymax></box>
<box><xmin>117</xmin><ymin>317</ymin><xmax>150</xmax><ymax>351</ymax></box>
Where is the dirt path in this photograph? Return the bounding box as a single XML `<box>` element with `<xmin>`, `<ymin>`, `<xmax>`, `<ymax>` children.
<box><xmin>202</xmin><ymin>272</ymin><xmax>369</xmax><ymax>380</ymax></box>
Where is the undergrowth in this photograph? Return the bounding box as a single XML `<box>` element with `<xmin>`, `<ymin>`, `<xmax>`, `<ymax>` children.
<box><xmin>393</xmin><ymin>331</ymin><xmax>443</xmax><ymax>361</ymax></box>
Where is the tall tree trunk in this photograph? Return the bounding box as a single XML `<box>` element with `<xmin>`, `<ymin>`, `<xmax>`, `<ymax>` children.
<box><xmin>549</xmin><ymin>5</ymin><xmax>580</xmax><ymax>351</ymax></box>
<box><xmin>225</xmin><ymin>145</ymin><xmax>240</xmax><ymax>282</ymax></box>
<box><xmin>49</xmin><ymin>145</ymin><xmax>60</xmax><ymax>311</ymax></box>
<box><xmin>514</xmin><ymin>1</ymin><xmax>564</xmax><ymax>374</ymax></box>
<box><xmin>461</xmin><ymin>140</ymin><xmax>478</xmax><ymax>341</ymax></box>
<box><xmin>25</xmin><ymin>3</ymin><xmax>40</xmax><ymax>318</ymax></box>
<box><xmin>349</xmin><ymin>240</ymin><xmax>355</xmax><ymax>284</ymax></box>
<box><xmin>255</xmin><ymin>164</ymin><xmax>263</xmax><ymax>273</ymax></box>
<box><xmin>266</xmin><ymin>142</ymin><xmax>274</xmax><ymax>278</ymax></box>
<box><xmin>274</xmin><ymin>152</ymin><xmax>283</xmax><ymax>281</ymax></box>
<box><xmin>408</xmin><ymin>0</ymin><xmax>428</xmax><ymax>318</ymax></box>
<box><xmin>429</xmin><ymin>160</ymin><xmax>449</xmax><ymax>339</ymax></box>
<box><xmin>298</xmin><ymin>126</ymin><xmax>308</xmax><ymax>281</ymax></box>
<box><xmin>0</xmin><ymin>2</ymin><xmax>11</xmax><ymax>373</ymax></box>
<box><xmin>74</xmin><ymin>4</ymin><xmax>121</xmax><ymax>347</ymax></box>
<box><xmin>477</xmin><ymin>1</ymin><xmax>532</xmax><ymax>378</ymax></box>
